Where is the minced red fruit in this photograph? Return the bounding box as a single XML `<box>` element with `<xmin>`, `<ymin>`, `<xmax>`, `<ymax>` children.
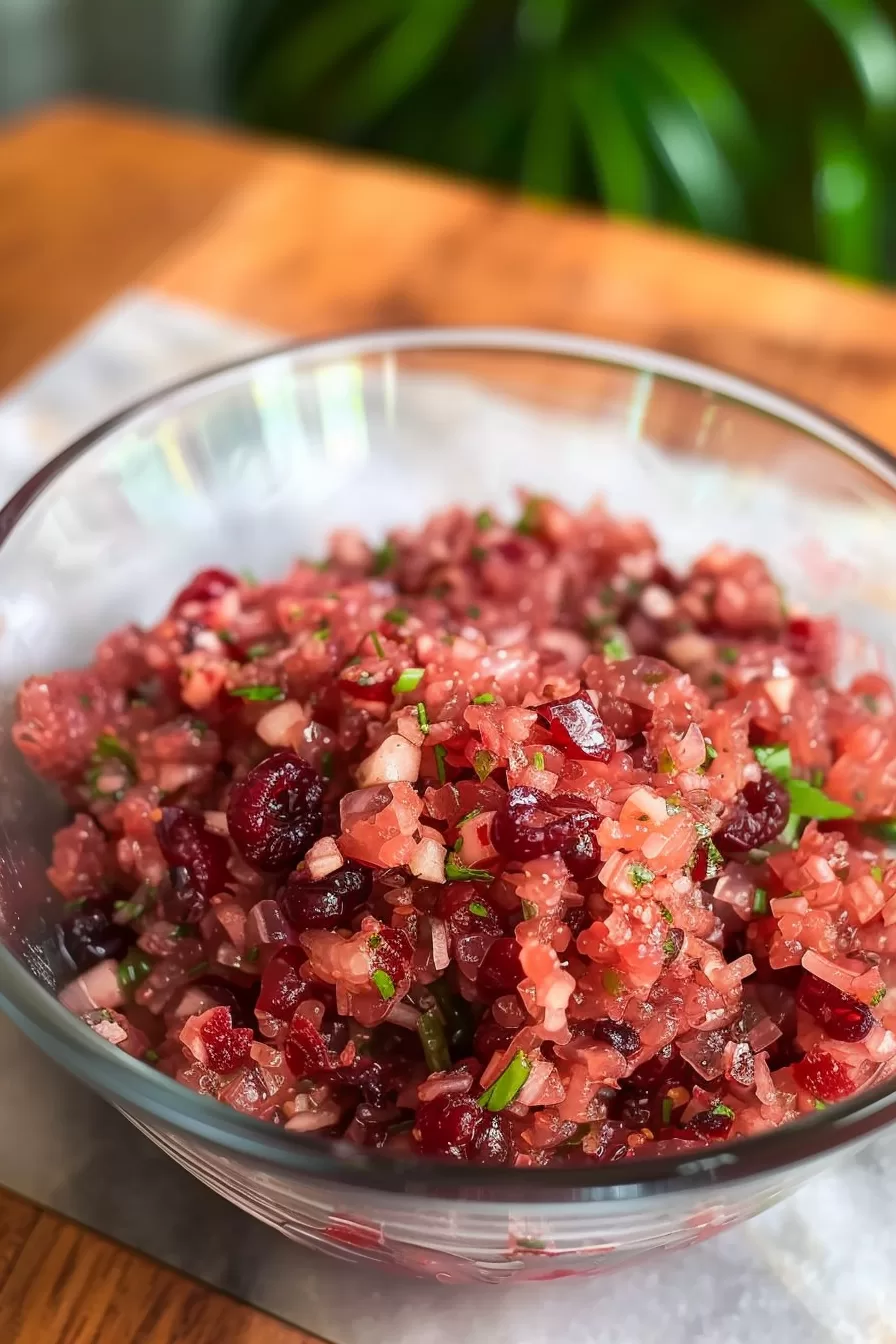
<box><xmin>15</xmin><ymin>495</ymin><xmax>896</xmax><ymax>1164</ymax></box>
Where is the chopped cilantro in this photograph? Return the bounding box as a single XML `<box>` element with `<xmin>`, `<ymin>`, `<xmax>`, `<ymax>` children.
<box><xmin>469</xmin><ymin>901</ymin><xmax>490</xmax><ymax>918</ymax></box>
<box><xmin>752</xmin><ymin>888</ymin><xmax>769</xmax><ymax>915</ymax></box>
<box><xmin>663</xmin><ymin>934</ymin><xmax>680</xmax><ymax>959</ymax></box>
<box><xmin>532</xmin><ymin>750</ymin><xmax>545</xmax><ymax>771</ymax></box>
<box><xmin>371</xmin><ymin>969</ymin><xmax>396</xmax><ymax>1000</ymax></box>
<box><xmin>642</xmin><ymin>671</ymin><xmax>667</xmax><ymax>686</ymax></box>
<box><xmin>368</xmin><ymin>933</ymin><xmax>382</xmax><ymax>950</ymax></box>
<box><xmin>371</xmin><ymin>540</ymin><xmax>396</xmax><ymax>575</ymax></box>
<box><xmin>445</xmin><ymin>853</ymin><xmax>493</xmax><ymax>883</ymax></box>
<box><xmin>473</xmin><ymin>749</ymin><xmax>496</xmax><ymax>782</ymax></box>
<box><xmin>871</xmin><ymin>865</ymin><xmax>884</xmax><ymax>883</ymax></box>
<box><xmin>602</xmin><ymin>968</ymin><xmax>624</xmax><ymax>997</ymax></box>
<box><xmin>417</xmin><ymin>1007</ymin><xmax>451</xmax><ymax>1073</ymax></box>
<box><xmin>602</xmin><ymin>637</ymin><xmax>627</xmax><ymax>661</ymax></box>
<box><xmin>780</xmin><ymin>812</ymin><xmax>803</xmax><ymax>846</ymax></box>
<box><xmin>467</xmin><ymin>605</ymin><xmax>482</xmax><ymax>620</ymax></box>
<box><xmin>718</xmin><ymin>646</ymin><xmax>739</xmax><ymax>664</ymax></box>
<box><xmin>244</xmin><ymin>946</ymin><xmax>260</xmax><ymax>963</ymax></box>
<box><xmin>661</xmin><ymin>1097</ymin><xmax>673</xmax><ymax>1125</ymax></box>
<box><xmin>520</xmin><ymin>898</ymin><xmax>538</xmax><ymax>920</ymax></box>
<box><xmin>113</xmin><ymin>899</ymin><xmax>145</xmax><ymax>923</ymax></box>
<box><xmin>472</xmin><ymin>692</ymin><xmax>495</xmax><ymax>704</ymax></box>
<box><xmin>369</xmin><ymin>630</ymin><xmax>385</xmax><ymax>658</ymax></box>
<box><xmin>312</xmin><ymin>624</ymin><xmax>330</xmax><ymax>642</ymax></box>
<box><xmin>416</xmin><ymin>702</ymin><xmax>430</xmax><ymax>734</ymax></box>
<box><xmin>217</xmin><ymin>629</ymin><xmax>235</xmax><ymax>645</ymax></box>
<box><xmin>862</xmin><ymin>693</ymin><xmax>880</xmax><ymax>714</ymax></box>
<box><xmin>704</xmin><ymin>741</ymin><xmax>718</xmax><ymax>763</ymax></box>
<box><xmin>384</xmin><ymin>608</ymin><xmax>409</xmax><ymax>626</ymax></box>
<box><xmin>812</xmin><ymin>1099</ymin><xmax>827</xmax><ymax>1110</ymax></box>
<box><xmin>754</xmin><ymin>743</ymin><xmax>792</xmax><ymax>779</ymax></box>
<box><xmin>870</xmin><ymin>986</ymin><xmax>887</xmax><ymax>1008</ymax></box>
<box><xmin>144</xmin><ymin>1049</ymin><xmax>159</xmax><ymax>1064</ymax></box>
<box><xmin>712</xmin><ymin>1101</ymin><xmax>735</xmax><ymax>1119</ymax></box>
<box><xmin>475</xmin><ymin>509</ymin><xmax>494</xmax><ymax>531</ymax></box>
<box><xmin>708</xmin><ymin>671</ymin><xmax>725</xmax><ymax>688</ymax></box>
<box><xmin>227</xmin><ymin>685</ymin><xmax>285</xmax><ymax>702</ymax></box>
<box><xmin>478</xmin><ymin>1050</ymin><xmax>531</xmax><ymax>1111</ymax></box>
<box><xmin>433</xmin><ymin>743</ymin><xmax>448</xmax><ymax>786</ymax></box>
<box><xmin>116</xmin><ymin>949</ymin><xmax>153</xmax><ymax>994</ymax></box>
<box><xmin>393</xmin><ymin>667</ymin><xmax>425</xmax><ymax>694</ymax></box>
<box><xmin>629</xmin><ymin>862</ymin><xmax>655</xmax><ymax>890</ymax></box>
<box><xmin>658</xmin><ymin>903</ymin><xmax>674</xmax><ymax>925</ymax></box>
<box><xmin>786</xmin><ymin>778</ymin><xmax>853</xmax><ymax>820</ymax></box>
<box><xmin>245</xmin><ymin>642</ymin><xmax>271</xmax><ymax>661</ymax></box>
<box><xmin>93</xmin><ymin>733</ymin><xmax>136</xmax><ymax>773</ymax></box>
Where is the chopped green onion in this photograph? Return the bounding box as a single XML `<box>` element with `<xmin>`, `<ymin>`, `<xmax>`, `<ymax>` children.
<box><xmin>658</xmin><ymin>748</ymin><xmax>676</xmax><ymax>774</ymax></box>
<box><xmin>384</xmin><ymin>608</ymin><xmax>409</xmax><ymax>626</ymax></box>
<box><xmin>661</xmin><ymin>1097</ymin><xmax>673</xmax><ymax>1125</ymax></box>
<box><xmin>602</xmin><ymin>637</ymin><xmax>628</xmax><ymax>661</ymax></box>
<box><xmin>445</xmin><ymin>853</ymin><xmax>493</xmax><ymax>883</ymax></box>
<box><xmin>870</xmin><ymin>986</ymin><xmax>887</xmax><ymax>1007</ymax></box>
<box><xmin>393</xmin><ymin>667</ymin><xmax>425</xmax><ymax>694</ymax></box>
<box><xmin>417</xmin><ymin>1007</ymin><xmax>452</xmax><ymax>1073</ymax></box>
<box><xmin>520</xmin><ymin>898</ymin><xmax>538</xmax><ymax>920</ymax></box>
<box><xmin>312</xmin><ymin>624</ymin><xmax>330</xmax><ymax>642</ymax></box>
<box><xmin>718</xmin><ymin>646</ymin><xmax>739</xmax><ymax>664</ymax></box>
<box><xmin>602</xmin><ymin>968</ymin><xmax>623</xmax><ymax>997</ymax></box>
<box><xmin>780</xmin><ymin>812</ymin><xmax>803</xmax><ymax>846</ymax></box>
<box><xmin>217</xmin><ymin>629</ymin><xmax>235</xmax><ymax>645</ymax></box>
<box><xmin>472</xmin><ymin>692</ymin><xmax>495</xmax><ymax>705</ymax></box>
<box><xmin>416</xmin><ymin>702</ymin><xmax>430</xmax><ymax>734</ymax></box>
<box><xmin>371</xmin><ymin>969</ymin><xmax>395</xmax><ymax>1000</ymax></box>
<box><xmin>371</xmin><ymin>540</ymin><xmax>396</xmax><ymax>575</ymax></box>
<box><xmin>810</xmin><ymin>768</ymin><xmax>825</xmax><ymax>788</ymax></box>
<box><xmin>369</xmin><ymin>630</ymin><xmax>385</xmax><ymax>658</ymax></box>
<box><xmin>189</xmin><ymin>719</ymin><xmax>209</xmax><ymax>738</ymax></box>
<box><xmin>871</xmin><ymin>865</ymin><xmax>884</xmax><ymax>883</ymax></box>
<box><xmin>368</xmin><ymin>933</ymin><xmax>382</xmax><ymax>950</ymax></box>
<box><xmin>144</xmin><ymin>1049</ymin><xmax>159</xmax><ymax>1064</ymax></box>
<box><xmin>658</xmin><ymin>903</ymin><xmax>674</xmax><ymax>925</ymax></box>
<box><xmin>470</xmin><ymin>545</ymin><xmax>487</xmax><ymax>562</ymax></box>
<box><xmin>113</xmin><ymin>899</ymin><xmax>146</xmax><ymax>923</ymax></box>
<box><xmin>469</xmin><ymin>900</ymin><xmax>490</xmax><ymax>918</ymax></box>
<box><xmin>93</xmin><ymin>733</ymin><xmax>136</xmax><ymax>773</ymax></box>
<box><xmin>478</xmin><ymin>1050</ymin><xmax>531</xmax><ymax>1111</ymax></box>
<box><xmin>629</xmin><ymin>862</ymin><xmax>655</xmax><ymax>890</ymax></box>
<box><xmin>515</xmin><ymin>498</ymin><xmax>542</xmax><ymax>536</ymax></box>
<box><xmin>475</xmin><ymin>509</ymin><xmax>494</xmax><ymax>531</ymax></box>
<box><xmin>457</xmin><ymin>806</ymin><xmax>482</xmax><ymax>828</ymax></box>
<box><xmin>117</xmin><ymin>949</ymin><xmax>153</xmax><ymax>994</ymax></box>
<box><xmin>754</xmin><ymin>743</ymin><xmax>792</xmax><ymax>779</ymax></box>
<box><xmin>752</xmin><ymin>888</ymin><xmax>769</xmax><ymax>915</ymax></box>
<box><xmin>79</xmin><ymin>693</ymin><xmax>93</xmax><ymax>708</ymax></box>
<box><xmin>433</xmin><ymin>743</ymin><xmax>448</xmax><ymax>786</ymax></box>
<box><xmin>227</xmin><ymin>685</ymin><xmax>285</xmax><ymax>702</ymax></box>
<box><xmin>473</xmin><ymin>749</ymin><xmax>496</xmax><ymax>782</ymax></box>
<box><xmin>466</xmin><ymin>605</ymin><xmax>481</xmax><ymax>620</ymax></box>
<box><xmin>245</xmin><ymin>642</ymin><xmax>271</xmax><ymax>661</ymax></box>
<box><xmin>704</xmin><ymin>741</ymin><xmax>718</xmax><ymax>763</ymax></box>
<box><xmin>244</xmin><ymin>946</ymin><xmax>260</xmax><ymax>963</ymax></box>
<box><xmin>786</xmin><ymin>778</ymin><xmax>853</xmax><ymax>820</ymax></box>
<box><xmin>712</xmin><ymin>1101</ymin><xmax>735</xmax><ymax>1119</ymax></box>
<box><xmin>812</xmin><ymin>1099</ymin><xmax>827</xmax><ymax>1110</ymax></box>
<box><xmin>532</xmin><ymin>750</ymin><xmax>545</xmax><ymax>771</ymax></box>
<box><xmin>345</xmin><ymin>654</ymin><xmax>361</xmax><ymax>668</ymax></box>
<box><xmin>172</xmin><ymin>924</ymin><xmax>193</xmax><ymax>939</ymax></box>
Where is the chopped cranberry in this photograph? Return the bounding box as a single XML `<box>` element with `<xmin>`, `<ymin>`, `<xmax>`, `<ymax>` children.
<box><xmin>476</xmin><ymin>937</ymin><xmax>523</xmax><ymax>1000</ymax></box>
<box><xmin>256</xmin><ymin>948</ymin><xmax>321</xmax><ymax>1020</ymax></box>
<box><xmin>198</xmin><ymin>976</ymin><xmax>260</xmax><ymax>1031</ymax></box>
<box><xmin>472</xmin><ymin>1017</ymin><xmax>515</xmax><ymax>1066</ymax></box>
<box><xmin>317</xmin><ymin>1056</ymin><xmax>403</xmax><ymax>1107</ymax></box>
<box><xmin>171</xmin><ymin>568</ymin><xmax>238</xmax><ymax>613</ymax></box>
<box><xmin>715</xmin><ymin>770</ymin><xmax>790</xmax><ymax>855</ymax></box>
<box><xmin>319</xmin><ymin>1017</ymin><xmax>349</xmax><ymax>1056</ymax></box>
<box><xmin>436</xmin><ymin>885</ymin><xmax>503</xmax><ymax>945</ymax></box>
<box><xmin>227</xmin><ymin>750</ymin><xmax>324</xmax><ymax>872</ymax></box>
<box><xmin>685</xmin><ymin>1108</ymin><xmax>733</xmax><ymax>1141</ymax></box>
<box><xmin>198</xmin><ymin>1006</ymin><xmax>253</xmax><ymax>1074</ymax></box>
<box><xmin>279</xmin><ymin>860</ymin><xmax>372</xmax><ymax>932</ymax></box>
<box><xmin>155</xmin><ymin>806</ymin><xmax>231</xmax><ymax>923</ymax></box>
<box><xmin>57</xmin><ymin>900</ymin><xmax>132</xmax><ymax>972</ymax></box>
<box><xmin>414</xmin><ymin>1093</ymin><xmax>485</xmax><ymax>1161</ymax></box>
<box><xmin>473</xmin><ymin>1112</ymin><xmax>512</xmax><ymax>1165</ymax></box>
<box><xmin>284</xmin><ymin>1013</ymin><xmax>332</xmax><ymax>1077</ymax></box>
<box><xmin>492</xmin><ymin>786</ymin><xmax>599</xmax><ymax>863</ymax></box>
<box><xmin>792</xmin><ymin>1047</ymin><xmax>856</xmax><ymax>1101</ymax></box>
<box><xmin>796</xmin><ymin>972</ymin><xmax>874</xmax><ymax>1043</ymax></box>
<box><xmin>563</xmin><ymin>829</ymin><xmax>601</xmax><ymax>882</ymax></box>
<box><xmin>537</xmin><ymin>692</ymin><xmax>616</xmax><ymax>761</ymax></box>
<box><xmin>368</xmin><ymin>925</ymin><xmax>414</xmax><ymax>986</ymax></box>
<box><xmin>591</xmin><ymin>1018</ymin><xmax>642</xmax><ymax>1057</ymax></box>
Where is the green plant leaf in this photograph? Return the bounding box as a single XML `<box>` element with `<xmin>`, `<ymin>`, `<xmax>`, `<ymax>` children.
<box><xmin>807</xmin><ymin>0</ymin><xmax>896</xmax><ymax>118</ymax></box>
<box><xmin>516</xmin><ymin>0</ymin><xmax>573</xmax><ymax>50</ymax></box>
<box><xmin>521</xmin><ymin>62</ymin><xmax>574</xmax><ymax>200</ymax></box>
<box><xmin>814</xmin><ymin>114</ymin><xmax>882</xmax><ymax>276</ymax></box>
<box><xmin>572</xmin><ymin>62</ymin><xmax>653</xmax><ymax>216</ymax></box>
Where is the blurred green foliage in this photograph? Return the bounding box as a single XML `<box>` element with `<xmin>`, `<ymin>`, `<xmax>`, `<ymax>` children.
<box><xmin>227</xmin><ymin>0</ymin><xmax>896</xmax><ymax>280</ymax></box>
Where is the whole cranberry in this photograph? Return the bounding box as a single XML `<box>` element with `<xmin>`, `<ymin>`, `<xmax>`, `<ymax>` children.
<box><xmin>715</xmin><ymin>770</ymin><xmax>790</xmax><ymax>855</ymax></box>
<box><xmin>170</xmin><ymin>568</ymin><xmax>238</xmax><ymax>613</ymax></box>
<box><xmin>472</xmin><ymin>1017</ymin><xmax>515</xmax><ymax>1066</ymax></box>
<box><xmin>591</xmin><ymin>1018</ymin><xmax>642</xmax><ymax>1057</ymax></box>
<box><xmin>57</xmin><ymin>900</ymin><xmax>131</xmax><ymax>972</ymax></box>
<box><xmin>792</xmin><ymin>1047</ymin><xmax>856</xmax><ymax>1102</ymax></box>
<box><xmin>476</xmin><ymin>937</ymin><xmax>523</xmax><ymax>1000</ymax></box>
<box><xmin>279</xmin><ymin>861</ymin><xmax>372</xmax><ymax>932</ymax></box>
<box><xmin>155</xmin><ymin>806</ymin><xmax>231</xmax><ymax>923</ymax></box>
<box><xmin>492</xmin><ymin>786</ymin><xmax>598</xmax><ymax>863</ymax></box>
<box><xmin>796</xmin><ymin>972</ymin><xmax>875</xmax><ymax>1043</ymax></box>
<box><xmin>227</xmin><ymin>751</ymin><xmax>324</xmax><ymax>872</ymax></box>
<box><xmin>414</xmin><ymin>1093</ymin><xmax>485</xmax><ymax>1161</ymax></box>
<box><xmin>284</xmin><ymin>1014</ymin><xmax>332</xmax><ymax>1077</ymax></box>
<box><xmin>537</xmin><ymin>692</ymin><xmax>616</xmax><ymax>761</ymax></box>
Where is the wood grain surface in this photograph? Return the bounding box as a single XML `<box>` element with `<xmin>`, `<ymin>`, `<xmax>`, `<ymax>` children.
<box><xmin>2</xmin><ymin>97</ymin><xmax>896</xmax><ymax>1343</ymax></box>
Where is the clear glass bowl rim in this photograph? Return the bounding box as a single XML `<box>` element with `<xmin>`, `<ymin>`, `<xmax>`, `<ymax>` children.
<box><xmin>3</xmin><ymin>324</ymin><xmax>896</xmax><ymax>1203</ymax></box>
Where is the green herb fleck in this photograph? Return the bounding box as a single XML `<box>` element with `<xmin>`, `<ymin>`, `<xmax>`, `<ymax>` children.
<box><xmin>704</xmin><ymin>741</ymin><xmax>718</xmax><ymax>764</ymax></box>
<box><xmin>661</xmin><ymin>1097</ymin><xmax>673</xmax><ymax>1125</ymax></box>
<box><xmin>659</xmin><ymin>748</ymin><xmax>676</xmax><ymax>774</ymax></box>
<box><xmin>240</xmin><ymin>568</ymin><xmax>258</xmax><ymax>586</ymax></box>
<box><xmin>712</xmin><ymin>1102</ymin><xmax>735</xmax><ymax>1119</ymax></box>
<box><xmin>629</xmin><ymin>862</ymin><xmax>655</xmax><ymax>890</ymax></box>
<box><xmin>79</xmin><ymin>693</ymin><xmax>93</xmax><ymax>709</ymax></box>
<box><xmin>470</xmin><ymin>545</ymin><xmax>487</xmax><ymax>562</ymax></box>
<box><xmin>532</xmin><ymin>750</ymin><xmax>545</xmax><ymax>771</ymax></box>
<box><xmin>478</xmin><ymin>1050</ymin><xmax>531</xmax><ymax>1111</ymax></box>
<box><xmin>754</xmin><ymin>743</ymin><xmax>792</xmax><ymax>779</ymax></box>
<box><xmin>475</xmin><ymin>509</ymin><xmax>494</xmax><ymax>531</ymax></box>
<box><xmin>445</xmin><ymin>853</ymin><xmax>493</xmax><ymax>883</ymax></box>
<box><xmin>862</xmin><ymin>693</ymin><xmax>880</xmax><ymax>714</ymax></box>
<box><xmin>117</xmin><ymin>949</ymin><xmax>154</xmax><ymax>994</ymax></box>
<box><xmin>864</xmin><ymin>820</ymin><xmax>896</xmax><ymax>845</ymax></box>
<box><xmin>393</xmin><ymin>667</ymin><xmax>425</xmax><ymax>695</ymax></box>
<box><xmin>466</xmin><ymin>604</ymin><xmax>482</xmax><ymax>620</ymax></box>
<box><xmin>172</xmin><ymin>924</ymin><xmax>193</xmax><ymax>939</ymax></box>
<box><xmin>602</xmin><ymin>636</ymin><xmax>628</xmax><ymax>661</ymax></box>
<box><xmin>718</xmin><ymin>646</ymin><xmax>739</xmax><ymax>665</ymax></box>
<box><xmin>217</xmin><ymin>629</ymin><xmax>235</xmax><ymax>645</ymax></box>
<box><xmin>312</xmin><ymin>624</ymin><xmax>330</xmax><ymax>642</ymax></box>
<box><xmin>870</xmin><ymin>987</ymin><xmax>887</xmax><ymax>1008</ymax></box>
<box><xmin>469</xmin><ymin>901</ymin><xmax>490</xmax><ymax>918</ymax></box>
<box><xmin>245</xmin><ymin>642</ymin><xmax>271</xmax><ymax>661</ymax></box>
<box><xmin>368</xmin><ymin>934</ymin><xmax>382</xmax><ymax>950</ymax></box>
<box><xmin>433</xmin><ymin>743</ymin><xmax>448</xmax><ymax>786</ymax></box>
<box><xmin>244</xmin><ymin>946</ymin><xmax>260</xmax><ymax>963</ymax></box>
<box><xmin>520</xmin><ymin>899</ymin><xmax>539</xmax><ymax>920</ymax></box>
<box><xmin>602</xmin><ymin>968</ymin><xmax>624</xmax><ymax>997</ymax></box>
<box><xmin>515</xmin><ymin>498</ymin><xmax>542</xmax><ymax>536</ymax></box>
<box><xmin>64</xmin><ymin>896</ymin><xmax>88</xmax><ymax>909</ymax></box>
<box><xmin>227</xmin><ymin>685</ymin><xmax>285</xmax><ymax>702</ymax></box>
<box><xmin>786</xmin><ymin>778</ymin><xmax>853</xmax><ymax>821</ymax></box>
<box><xmin>658</xmin><ymin>903</ymin><xmax>674</xmax><ymax>924</ymax></box>
<box><xmin>416</xmin><ymin>702</ymin><xmax>430</xmax><ymax>735</ymax></box>
<box><xmin>417</xmin><ymin>1007</ymin><xmax>452</xmax><ymax>1073</ymax></box>
<box><xmin>663</xmin><ymin>934</ymin><xmax>680</xmax><ymax>959</ymax></box>
<box><xmin>752</xmin><ymin>888</ymin><xmax>769</xmax><ymax>915</ymax></box>
<box><xmin>642</xmin><ymin>671</ymin><xmax>667</xmax><ymax>686</ymax></box>
<box><xmin>371</xmin><ymin>969</ymin><xmax>395</xmax><ymax>1000</ymax></box>
<box><xmin>113</xmin><ymin>899</ymin><xmax>146</xmax><ymax>923</ymax></box>
<box><xmin>457</xmin><ymin>806</ymin><xmax>483</xmax><ymax>828</ymax></box>
<box><xmin>473</xmin><ymin>749</ymin><xmax>496</xmax><ymax>782</ymax></box>
<box><xmin>708</xmin><ymin>671</ymin><xmax>725</xmax><ymax>688</ymax></box>
<box><xmin>371</xmin><ymin>540</ymin><xmax>396</xmax><ymax>575</ymax></box>
<box><xmin>144</xmin><ymin>1049</ymin><xmax>159</xmax><ymax>1064</ymax></box>
<box><xmin>93</xmin><ymin>733</ymin><xmax>137</xmax><ymax>773</ymax></box>
<box><xmin>384</xmin><ymin>608</ymin><xmax>409</xmax><ymax>626</ymax></box>
<box><xmin>871</xmin><ymin>865</ymin><xmax>884</xmax><ymax>883</ymax></box>
<box><xmin>812</xmin><ymin>1099</ymin><xmax>827</xmax><ymax>1110</ymax></box>
<box><xmin>345</xmin><ymin>654</ymin><xmax>362</xmax><ymax>668</ymax></box>
<box><xmin>368</xmin><ymin>630</ymin><xmax>385</xmax><ymax>659</ymax></box>
<box><xmin>472</xmin><ymin>692</ymin><xmax>495</xmax><ymax>705</ymax></box>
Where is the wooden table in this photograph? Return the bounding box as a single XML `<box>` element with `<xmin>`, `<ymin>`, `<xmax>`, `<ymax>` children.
<box><xmin>1</xmin><ymin>99</ymin><xmax>896</xmax><ymax>1342</ymax></box>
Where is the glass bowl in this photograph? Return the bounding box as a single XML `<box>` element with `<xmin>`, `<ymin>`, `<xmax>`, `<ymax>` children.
<box><xmin>2</xmin><ymin>328</ymin><xmax>896</xmax><ymax>1285</ymax></box>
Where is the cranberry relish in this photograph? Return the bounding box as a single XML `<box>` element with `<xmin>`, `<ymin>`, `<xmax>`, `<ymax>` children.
<box><xmin>15</xmin><ymin>496</ymin><xmax>896</xmax><ymax>1164</ymax></box>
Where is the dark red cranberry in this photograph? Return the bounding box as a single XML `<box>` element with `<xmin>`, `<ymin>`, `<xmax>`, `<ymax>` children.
<box><xmin>476</xmin><ymin>937</ymin><xmax>523</xmax><ymax>1000</ymax></box>
<box><xmin>472</xmin><ymin>1017</ymin><xmax>515</xmax><ymax>1066</ymax></box>
<box><xmin>57</xmin><ymin>900</ymin><xmax>132</xmax><ymax>972</ymax></box>
<box><xmin>414</xmin><ymin>1093</ymin><xmax>485</xmax><ymax>1160</ymax></box>
<box><xmin>256</xmin><ymin>948</ymin><xmax>321</xmax><ymax>1021</ymax></box>
<box><xmin>613</xmin><ymin>1087</ymin><xmax>652</xmax><ymax>1129</ymax></box>
<box><xmin>591</xmin><ymin>1018</ymin><xmax>642</xmax><ymax>1057</ymax></box>
<box><xmin>279</xmin><ymin>860</ymin><xmax>372</xmax><ymax>932</ymax></box>
<box><xmin>563</xmin><ymin>829</ymin><xmax>601</xmax><ymax>882</ymax></box>
<box><xmin>317</xmin><ymin>1056</ymin><xmax>404</xmax><ymax>1108</ymax></box>
<box><xmin>715</xmin><ymin>770</ymin><xmax>790</xmax><ymax>855</ymax></box>
<box><xmin>227</xmin><ymin>750</ymin><xmax>324</xmax><ymax>872</ymax></box>
<box><xmin>685</xmin><ymin>1108</ymin><xmax>734</xmax><ymax>1141</ymax></box>
<box><xmin>368</xmin><ymin>925</ymin><xmax>414</xmax><ymax>986</ymax></box>
<box><xmin>284</xmin><ymin>1013</ymin><xmax>332</xmax><ymax>1077</ymax></box>
<box><xmin>319</xmin><ymin>1017</ymin><xmax>349</xmax><ymax>1057</ymax></box>
<box><xmin>155</xmin><ymin>806</ymin><xmax>231</xmax><ymax>923</ymax></box>
<box><xmin>198</xmin><ymin>976</ymin><xmax>260</xmax><ymax>1031</ymax></box>
<box><xmin>537</xmin><ymin>692</ymin><xmax>616</xmax><ymax>761</ymax></box>
<box><xmin>797</xmin><ymin>973</ymin><xmax>875</xmax><ymax>1043</ymax></box>
<box><xmin>171</xmin><ymin>568</ymin><xmax>238</xmax><ymax>613</ymax></box>
<box><xmin>627</xmin><ymin>1042</ymin><xmax>679</xmax><ymax>1090</ymax></box>
<box><xmin>473</xmin><ymin>1112</ymin><xmax>512</xmax><ymax>1165</ymax></box>
<box><xmin>792</xmin><ymin>1047</ymin><xmax>856</xmax><ymax>1101</ymax></box>
<box><xmin>565</xmin><ymin>904</ymin><xmax>592</xmax><ymax>939</ymax></box>
<box><xmin>198</xmin><ymin>1006</ymin><xmax>253</xmax><ymax>1074</ymax></box>
<box><xmin>492</xmin><ymin>786</ymin><xmax>598</xmax><ymax>863</ymax></box>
